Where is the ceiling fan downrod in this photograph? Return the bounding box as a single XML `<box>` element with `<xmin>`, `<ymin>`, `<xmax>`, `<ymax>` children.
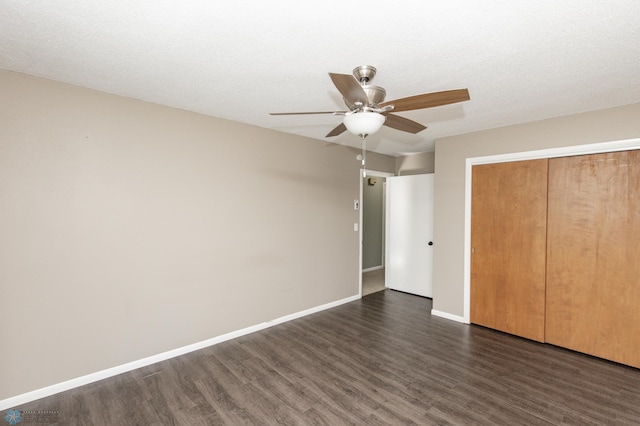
<box><xmin>361</xmin><ymin>134</ymin><xmax>367</xmax><ymax>177</ymax></box>
<box><xmin>353</xmin><ymin>65</ymin><xmax>377</xmax><ymax>85</ymax></box>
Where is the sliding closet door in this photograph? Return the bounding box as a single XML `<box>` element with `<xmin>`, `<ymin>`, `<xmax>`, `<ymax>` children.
<box><xmin>470</xmin><ymin>159</ymin><xmax>548</xmax><ymax>342</ymax></box>
<box><xmin>546</xmin><ymin>150</ymin><xmax>640</xmax><ymax>368</ymax></box>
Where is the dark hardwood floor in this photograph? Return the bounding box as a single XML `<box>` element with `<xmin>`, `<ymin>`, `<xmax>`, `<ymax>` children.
<box><xmin>14</xmin><ymin>290</ymin><xmax>640</xmax><ymax>425</ymax></box>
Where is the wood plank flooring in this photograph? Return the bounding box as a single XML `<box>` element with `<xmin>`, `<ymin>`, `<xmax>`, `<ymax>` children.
<box><xmin>13</xmin><ymin>290</ymin><xmax>640</xmax><ymax>425</ymax></box>
<box><xmin>362</xmin><ymin>268</ymin><xmax>385</xmax><ymax>296</ymax></box>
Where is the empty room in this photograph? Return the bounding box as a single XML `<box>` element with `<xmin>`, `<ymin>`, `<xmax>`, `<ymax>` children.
<box><xmin>2</xmin><ymin>1</ymin><xmax>640</xmax><ymax>424</ymax></box>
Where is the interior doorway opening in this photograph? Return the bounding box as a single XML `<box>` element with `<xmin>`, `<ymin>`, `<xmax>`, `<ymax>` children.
<box><xmin>360</xmin><ymin>169</ymin><xmax>394</xmax><ymax>296</ymax></box>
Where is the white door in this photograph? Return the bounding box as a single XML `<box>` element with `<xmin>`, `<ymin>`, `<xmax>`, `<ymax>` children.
<box><xmin>385</xmin><ymin>174</ymin><xmax>434</xmax><ymax>297</ymax></box>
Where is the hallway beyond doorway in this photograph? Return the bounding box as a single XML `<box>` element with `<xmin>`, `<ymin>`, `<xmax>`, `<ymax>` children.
<box><xmin>362</xmin><ymin>268</ymin><xmax>385</xmax><ymax>296</ymax></box>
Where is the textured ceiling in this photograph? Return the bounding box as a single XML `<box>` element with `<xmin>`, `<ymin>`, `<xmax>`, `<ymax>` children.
<box><xmin>2</xmin><ymin>1</ymin><xmax>639</xmax><ymax>156</ymax></box>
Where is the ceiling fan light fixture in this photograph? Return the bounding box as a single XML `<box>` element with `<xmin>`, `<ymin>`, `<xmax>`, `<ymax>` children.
<box><xmin>343</xmin><ymin>112</ymin><xmax>385</xmax><ymax>136</ymax></box>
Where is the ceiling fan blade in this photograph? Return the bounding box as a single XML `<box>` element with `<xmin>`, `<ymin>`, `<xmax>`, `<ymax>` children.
<box><xmin>380</xmin><ymin>88</ymin><xmax>470</xmax><ymax>112</ymax></box>
<box><xmin>270</xmin><ymin>111</ymin><xmax>343</xmax><ymax>115</ymax></box>
<box><xmin>329</xmin><ymin>73</ymin><xmax>369</xmax><ymax>106</ymax></box>
<box><xmin>326</xmin><ymin>123</ymin><xmax>347</xmax><ymax>137</ymax></box>
<box><xmin>383</xmin><ymin>114</ymin><xmax>427</xmax><ymax>134</ymax></box>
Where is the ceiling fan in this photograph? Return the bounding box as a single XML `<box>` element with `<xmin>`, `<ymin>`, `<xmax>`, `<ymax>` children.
<box><xmin>270</xmin><ymin>65</ymin><xmax>470</xmax><ymax>138</ymax></box>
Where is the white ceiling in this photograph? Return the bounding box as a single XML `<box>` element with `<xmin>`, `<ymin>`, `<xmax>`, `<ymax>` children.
<box><xmin>2</xmin><ymin>1</ymin><xmax>639</xmax><ymax>156</ymax></box>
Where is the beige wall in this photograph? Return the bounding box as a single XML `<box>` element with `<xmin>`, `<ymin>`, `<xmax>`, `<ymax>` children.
<box><xmin>395</xmin><ymin>151</ymin><xmax>435</xmax><ymax>175</ymax></box>
<box><xmin>433</xmin><ymin>102</ymin><xmax>640</xmax><ymax>317</ymax></box>
<box><xmin>0</xmin><ymin>70</ymin><xmax>395</xmax><ymax>400</ymax></box>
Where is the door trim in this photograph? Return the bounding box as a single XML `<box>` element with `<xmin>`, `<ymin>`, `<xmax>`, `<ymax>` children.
<box><xmin>359</xmin><ymin>169</ymin><xmax>394</xmax><ymax>297</ymax></box>
<box><xmin>463</xmin><ymin>137</ymin><xmax>640</xmax><ymax>323</ymax></box>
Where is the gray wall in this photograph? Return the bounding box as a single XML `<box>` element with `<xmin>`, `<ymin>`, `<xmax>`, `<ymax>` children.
<box><xmin>432</xmin><ymin>102</ymin><xmax>640</xmax><ymax>317</ymax></box>
<box><xmin>0</xmin><ymin>70</ymin><xmax>395</xmax><ymax>400</ymax></box>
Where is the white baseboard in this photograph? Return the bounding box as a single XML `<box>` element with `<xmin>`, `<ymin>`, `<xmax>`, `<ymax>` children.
<box><xmin>431</xmin><ymin>309</ymin><xmax>468</xmax><ymax>324</ymax></box>
<box><xmin>362</xmin><ymin>265</ymin><xmax>383</xmax><ymax>273</ymax></box>
<box><xmin>0</xmin><ymin>294</ymin><xmax>361</xmax><ymax>411</ymax></box>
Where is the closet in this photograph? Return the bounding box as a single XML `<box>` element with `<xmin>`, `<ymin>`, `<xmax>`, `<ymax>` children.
<box><xmin>471</xmin><ymin>150</ymin><xmax>640</xmax><ymax>369</ymax></box>
<box><xmin>470</xmin><ymin>159</ymin><xmax>548</xmax><ymax>342</ymax></box>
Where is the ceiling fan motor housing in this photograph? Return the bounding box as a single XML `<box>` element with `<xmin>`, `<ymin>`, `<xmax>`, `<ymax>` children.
<box><xmin>344</xmin><ymin>85</ymin><xmax>386</xmax><ymax>110</ymax></box>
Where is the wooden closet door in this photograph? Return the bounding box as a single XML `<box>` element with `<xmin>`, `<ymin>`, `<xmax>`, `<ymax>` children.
<box><xmin>546</xmin><ymin>150</ymin><xmax>640</xmax><ymax>368</ymax></box>
<box><xmin>471</xmin><ymin>159</ymin><xmax>548</xmax><ymax>342</ymax></box>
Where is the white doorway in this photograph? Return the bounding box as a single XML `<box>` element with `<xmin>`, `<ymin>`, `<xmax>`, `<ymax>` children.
<box><xmin>359</xmin><ymin>169</ymin><xmax>394</xmax><ymax>296</ymax></box>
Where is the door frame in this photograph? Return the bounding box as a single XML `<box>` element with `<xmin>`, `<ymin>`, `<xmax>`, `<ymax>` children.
<box><xmin>359</xmin><ymin>169</ymin><xmax>394</xmax><ymax>297</ymax></box>
<box><xmin>462</xmin><ymin>137</ymin><xmax>640</xmax><ymax>323</ymax></box>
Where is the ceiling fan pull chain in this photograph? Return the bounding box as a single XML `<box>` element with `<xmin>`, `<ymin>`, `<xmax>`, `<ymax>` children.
<box><xmin>361</xmin><ymin>134</ymin><xmax>367</xmax><ymax>177</ymax></box>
